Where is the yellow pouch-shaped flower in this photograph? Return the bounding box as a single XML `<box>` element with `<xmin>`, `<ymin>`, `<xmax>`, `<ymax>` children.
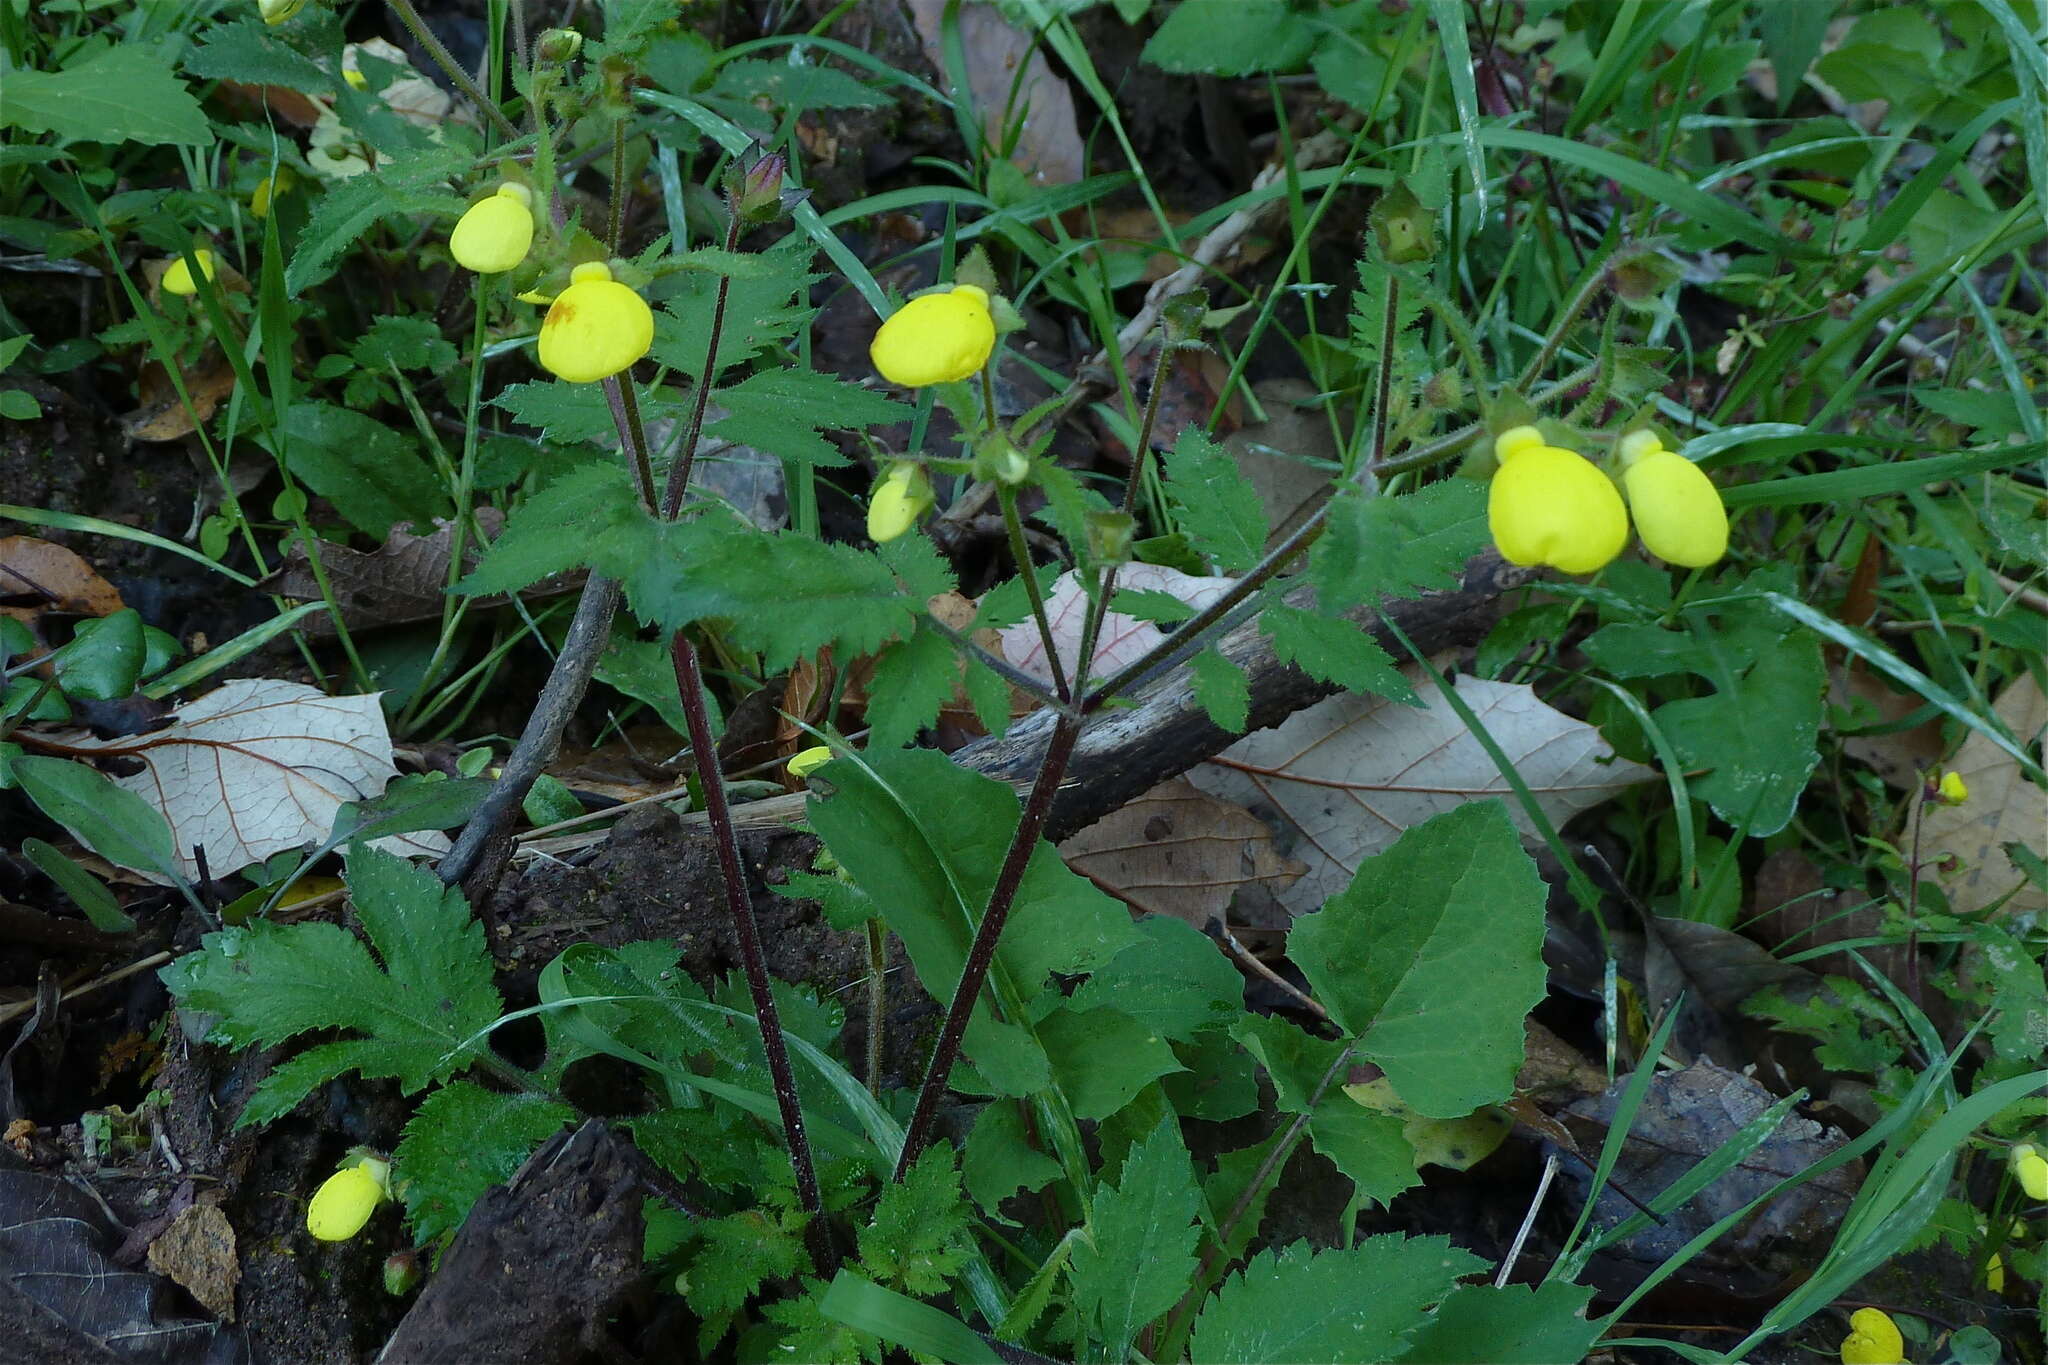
<box><xmin>1935</xmin><ymin>770</ymin><xmax>1969</xmax><ymax>807</ymax></box>
<box><xmin>867</xmin><ymin>462</ymin><xmax>933</xmax><ymax>543</ymax></box>
<box><xmin>538</xmin><ymin>262</ymin><xmax>654</xmax><ymax>383</ymax></box>
<box><xmin>1618</xmin><ymin>431</ymin><xmax>1728</xmax><ymax>567</ymax></box>
<box><xmin>306</xmin><ymin>1157</ymin><xmax>391</xmax><ymax>1242</ymax></box>
<box><xmin>259</xmin><ymin>0</ymin><xmax>309</xmax><ymax>24</ymax></box>
<box><xmin>1488</xmin><ymin>425</ymin><xmax>1628</xmax><ymax>574</ymax></box>
<box><xmin>871</xmin><ymin>285</ymin><xmax>995</xmax><ymax>387</ymax></box>
<box><xmin>1840</xmin><ymin>1308</ymin><xmax>1905</xmax><ymax>1365</ymax></box>
<box><xmin>2014</xmin><ymin>1142</ymin><xmax>2048</xmax><ymax>1200</ymax></box>
<box><xmin>250</xmin><ymin>168</ymin><xmax>294</xmax><ymax>218</ymax></box>
<box><xmin>787</xmin><ymin>746</ymin><xmax>834</xmax><ymax>778</ymax></box>
<box><xmin>450</xmin><ymin>183</ymin><xmax>535</xmax><ymax>274</ymax></box>
<box><xmin>162</xmin><ymin>250</ymin><xmax>218</xmax><ymax>297</ymax></box>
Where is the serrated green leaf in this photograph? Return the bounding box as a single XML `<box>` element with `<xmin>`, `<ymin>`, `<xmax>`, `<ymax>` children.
<box><xmin>1164</xmin><ymin>429</ymin><xmax>1267</xmax><ymax>573</ymax></box>
<box><xmin>1288</xmin><ymin>802</ymin><xmax>1546</xmax><ymax>1117</ymax></box>
<box><xmin>1189</xmin><ymin>649</ymin><xmax>1250</xmax><ymax>733</ymax></box>
<box><xmin>394</xmin><ymin>1081</ymin><xmax>573</xmax><ymax>1244</ymax></box>
<box><xmin>490</xmin><ymin>380</ymin><xmax>620</xmax><ymax>445</ymax></box>
<box><xmin>962</xmin><ymin>1100</ymin><xmax>1063</xmax><ymax>1214</ymax></box>
<box><xmin>183</xmin><ymin>17</ymin><xmax>338</xmax><ymax>95</ymax></box>
<box><xmin>1230</xmin><ymin>1012</ymin><xmax>1345</xmax><ymax>1115</ymax></box>
<box><xmin>804</xmin><ymin>749</ymin><xmax>1136</xmax><ymax>1096</ymax></box>
<box><xmin>265</xmin><ymin>402</ymin><xmax>449</xmax><ymax>538</ymax></box>
<box><xmin>652</xmin><ymin>243</ymin><xmax>817</xmax><ymax>382</ymax></box>
<box><xmin>1309</xmin><ymin>479</ymin><xmax>1488</xmax><ymax>611</ymax></box>
<box><xmin>2</xmin><ymin>44</ymin><xmax>209</xmax><ymax>145</ymax></box>
<box><xmin>1069</xmin><ymin>916</ymin><xmax>1243</xmax><ymax>1041</ymax></box>
<box><xmin>714</xmin><ymin>58</ymin><xmax>891</xmax><ymax>111</ymax></box>
<box><xmin>1191</xmin><ymin>1235</ymin><xmax>1486</xmax><ymax>1364</ymax></box>
<box><xmin>285</xmin><ymin>147</ymin><xmax>466</xmax><ymax>293</ymax></box>
<box><xmin>351</xmin><ymin>314</ymin><xmax>458</xmax><ymax>373</ymax></box>
<box><xmin>686</xmin><ymin>1205</ymin><xmax>810</xmax><ymax>1317</ymax></box>
<box><xmin>1307</xmin><ymin>1101</ymin><xmax>1419</xmax><ymax>1212</ymax></box>
<box><xmin>459</xmin><ymin>460</ymin><xmax>654</xmax><ymax>596</ymax></box>
<box><xmin>705</xmin><ymin>369</ymin><xmax>911</xmax><ymax>469</ymax></box>
<box><xmin>864</xmin><ymin>625</ymin><xmax>956</xmax><ymax>748</ymax></box>
<box><xmin>159</xmin><ymin>846</ymin><xmax>502</xmax><ymax>1126</ymax></box>
<box><xmin>859</xmin><ymin>1147</ymin><xmax>971</xmax><ymax>1295</ymax></box>
<box><xmin>1261</xmin><ymin>603</ymin><xmax>1415</xmax><ymax>703</ymax></box>
<box><xmin>1393</xmin><ymin>1281</ymin><xmax>1601</xmax><ymax>1364</ymax></box>
<box><xmin>1141</xmin><ymin>0</ymin><xmax>1315</xmax><ymax>75</ymax></box>
<box><xmin>1069</xmin><ymin>1114</ymin><xmax>1202</xmax><ymax>1361</ymax></box>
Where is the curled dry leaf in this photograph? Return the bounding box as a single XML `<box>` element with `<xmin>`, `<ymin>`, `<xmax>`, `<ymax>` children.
<box><xmin>998</xmin><ymin>563</ymin><xmax>1236</xmax><ymax>691</ymax></box>
<box><xmin>1921</xmin><ymin>673</ymin><xmax>2047</xmax><ymax>919</ymax></box>
<box><xmin>0</xmin><ymin>535</ymin><xmax>125</xmax><ymax>623</ymax></box>
<box><xmin>1190</xmin><ymin>670</ymin><xmax>1657</xmax><ymax>916</ymax></box>
<box><xmin>53</xmin><ymin>678</ymin><xmax>444</xmax><ymax>883</ymax></box>
<box><xmin>122</xmin><ymin>355</ymin><xmax>238</xmax><ymax>442</ymax></box>
<box><xmin>1058</xmin><ymin>776</ymin><xmax>1306</xmax><ymax>930</ymax></box>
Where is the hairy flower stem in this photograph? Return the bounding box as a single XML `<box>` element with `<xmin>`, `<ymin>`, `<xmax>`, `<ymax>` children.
<box><xmin>1365</xmin><ymin>276</ymin><xmax>1401</xmax><ymax>479</ymax></box>
<box><xmin>999</xmin><ymin>485</ymin><xmax>1072</xmax><ymax>703</ymax></box>
<box><xmin>660</xmin><ymin>205</ymin><xmax>743</xmax><ymax>519</ymax></box>
<box><xmin>864</xmin><ymin>919</ymin><xmax>887</xmax><ymax>1094</ymax></box>
<box><xmin>384</xmin><ymin>0</ymin><xmax>521</xmax><ymax>141</ymax></box>
<box><xmin>1072</xmin><ymin>329</ymin><xmax>1176</xmax><ymax>693</ymax></box>
<box><xmin>670</xmin><ymin>634</ymin><xmax>834</xmax><ymax>1270</ymax></box>
<box><xmin>1513</xmin><ymin>256</ymin><xmax>1609</xmax><ymax>392</ymax></box>
<box><xmin>894</xmin><ymin>712</ymin><xmax>1082</xmax><ymax>1179</ymax></box>
<box><xmin>609</xmin><ymin>375</ymin><xmax>657</xmax><ymax>510</ymax></box>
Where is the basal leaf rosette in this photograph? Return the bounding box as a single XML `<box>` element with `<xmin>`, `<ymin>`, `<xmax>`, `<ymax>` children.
<box><xmin>1486</xmin><ymin>425</ymin><xmax>1628</xmax><ymax>574</ymax></box>
<box><xmin>449</xmin><ymin>182</ymin><xmax>536</xmax><ymax>275</ymax></box>
<box><xmin>537</xmin><ymin>262</ymin><xmax>654</xmax><ymax>383</ymax></box>
<box><xmin>871</xmin><ymin>284</ymin><xmax>995</xmax><ymax>387</ymax></box>
<box><xmin>1616</xmin><ymin>429</ymin><xmax>1728</xmax><ymax>567</ymax></box>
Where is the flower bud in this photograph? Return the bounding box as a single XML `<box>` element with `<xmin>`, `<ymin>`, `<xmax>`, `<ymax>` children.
<box><xmin>449</xmin><ymin>183</ymin><xmax>536</xmax><ymax>275</ymax></box>
<box><xmin>2013</xmin><ymin>1142</ymin><xmax>2048</xmax><ymax>1201</ymax></box>
<box><xmin>972</xmin><ymin>432</ymin><xmax>1031</xmax><ymax>487</ymax></box>
<box><xmin>1616</xmin><ymin>430</ymin><xmax>1727</xmax><ymax>568</ymax></box>
<box><xmin>250</xmin><ymin>168</ymin><xmax>295</xmax><ymax>218</ymax></box>
<box><xmin>1838</xmin><ymin>1308</ymin><xmax>1904</xmax><ymax>1365</ymax></box>
<box><xmin>536</xmin><ymin>27</ymin><xmax>583</xmax><ymax>62</ymax></box>
<box><xmin>537</xmin><ymin>262</ymin><xmax>654</xmax><ymax>383</ymax></box>
<box><xmin>1487</xmin><ymin>426</ymin><xmax>1629</xmax><ymax>574</ymax></box>
<box><xmin>867</xmin><ymin>462</ymin><xmax>933</xmax><ymax>543</ymax></box>
<box><xmin>307</xmin><ymin>1157</ymin><xmax>391</xmax><ymax>1242</ymax></box>
<box><xmin>1085</xmin><ymin>509</ymin><xmax>1136</xmax><ymax>566</ymax></box>
<box><xmin>383</xmin><ymin>1248</ymin><xmax>423</xmax><ymax>1296</ymax></box>
<box><xmin>1370</xmin><ymin>182</ymin><xmax>1436</xmax><ymax>264</ymax></box>
<box><xmin>1161</xmin><ymin>290</ymin><xmax>1209</xmax><ymax>349</ymax></box>
<box><xmin>259</xmin><ymin>0</ymin><xmax>310</xmax><ymax>24</ymax></box>
<box><xmin>162</xmin><ymin>250</ymin><xmax>218</xmax><ymax>296</ymax></box>
<box><xmin>786</xmin><ymin>746</ymin><xmax>833</xmax><ymax>779</ymax></box>
<box><xmin>870</xmin><ymin>285</ymin><xmax>996</xmax><ymax>388</ymax></box>
<box><xmin>724</xmin><ymin>145</ymin><xmax>805</xmax><ymax>226</ymax></box>
<box><xmin>1934</xmin><ymin>770</ymin><xmax>1968</xmax><ymax>806</ymax></box>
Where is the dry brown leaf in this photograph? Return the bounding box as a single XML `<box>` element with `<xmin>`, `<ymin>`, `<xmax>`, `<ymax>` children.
<box><xmin>258</xmin><ymin>512</ymin><xmax>557</xmax><ymax>635</ymax></box>
<box><xmin>1190</xmin><ymin>670</ymin><xmax>1658</xmax><ymax>916</ymax></box>
<box><xmin>57</xmin><ymin>678</ymin><xmax>445</xmax><ymax>883</ymax></box>
<box><xmin>0</xmin><ymin>536</ymin><xmax>125</xmax><ymax>621</ymax></box>
<box><xmin>1830</xmin><ymin>663</ymin><xmax>1944</xmax><ymax>791</ymax></box>
<box><xmin>1224</xmin><ymin>379</ymin><xmax>1340</xmax><ymax>551</ymax></box>
<box><xmin>1921</xmin><ymin>673</ymin><xmax>2048</xmax><ymax>918</ymax></box>
<box><xmin>1058</xmin><ymin>777</ymin><xmax>1305</xmax><ymax>929</ymax></box>
<box><xmin>121</xmin><ymin>355</ymin><xmax>238</xmax><ymax>442</ymax></box>
<box><xmin>905</xmin><ymin>0</ymin><xmax>1085</xmax><ymax>188</ymax></box>
<box><xmin>146</xmin><ymin>1202</ymin><xmax>238</xmax><ymax>1322</ymax></box>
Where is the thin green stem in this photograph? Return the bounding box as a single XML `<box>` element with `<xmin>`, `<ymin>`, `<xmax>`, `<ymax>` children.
<box><xmin>384</xmin><ymin>0</ymin><xmax>521</xmax><ymax>140</ymax></box>
<box><xmin>864</xmin><ymin>918</ymin><xmax>887</xmax><ymax>1095</ymax></box>
<box><xmin>998</xmin><ymin>486</ymin><xmax>1072</xmax><ymax>704</ymax></box>
<box><xmin>1512</xmin><ymin>253</ymin><xmax>1610</xmax><ymax>392</ymax></box>
<box><xmin>1365</xmin><ymin>274</ymin><xmax>1401</xmax><ymax>482</ymax></box>
<box><xmin>607</xmin><ymin>119</ymin><xmax>627</xmax><ymax>251</ymax></box>
<box><xmin>1073</xmin><ymin>329</ymin><xmax>1177</xmax><ymax>692</ymax></box>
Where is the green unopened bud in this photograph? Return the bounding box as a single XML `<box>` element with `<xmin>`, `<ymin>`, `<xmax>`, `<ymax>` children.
<box><xmin>1607</xmin><ymin>246</ymin><xmax>1683</xmax><ymax>310</ymax></box>
<box><xmin>383</xmin><ymin>1249</ymin><xmax>423</xmax><ymax>1296</ymax></box>
<box><xmin>1370</xmin><ymin>183</ymin><xmax>1436</xmax><ymax>264</ymax></box>
<box><xmin>536</xmin><ymin>27</ymin><xmax>582</xmax><ymax>62</ymax></box>
<box><xmin>973</xmin><ymin>432</ymin><xmax>1031</xmax><ymax>486</ymax></box>
<box><xmin>1161</xmin><ymin>290</ymin><xmax>1208</xmax><ymax>348</ymax></box>
<box><xmin>1085</xmin><ymin>509</ymin><xmax>1136</xmax><ymax>566</ymax></box>
<box><xmin>1422</xmin><ymin>368</ymin><xmax>1463</xmax><ymax>410</ymax></box>
<box><xmin>724</xmin><ymin>145</ymin><xmax>806</xmax><ymax>225</ymax></box>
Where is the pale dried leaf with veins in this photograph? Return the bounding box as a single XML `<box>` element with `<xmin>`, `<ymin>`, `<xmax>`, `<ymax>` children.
<box><xmin>1189</xmin><ymin>670</ymin><xmax>1656</xmax><ymax>916</ymax></box>
<box><xmin>58</xmin><ymin>678</ymin><xmax>443</xmax><ymax>883</ymax></box>
<box><xmin>1059</xmin><ymin>777</ymin><xmax>1306</xmax><ymax>929</ymax></box>
<box><xmin>998</xmin><ymin>564</ymin><xmax>1235</xmax><ymax>690</ymax></box>
<box><xmin>1922</xmin><ymin>673</ymin><xmax>2047</xmax><ymax>919</ymax></box>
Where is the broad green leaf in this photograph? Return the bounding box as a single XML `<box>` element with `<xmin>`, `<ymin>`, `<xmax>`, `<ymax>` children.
<box><xmin>329</xmin><ymin>776</ymin><xmax>494</xmax><ymax>847</ymax></box>
<box><xmin>804</xmin><ymin>748</ymin><xmax>1136</xmax><ymax>1094</ymax></box>
<box><xmin>1230</xmin><ymin>1012</ymin><xmax>1346</xmax><ymax>1115</ymax></box>
<box><xmin>459</xmin><ymin>460</ymin><xmax>654</xmax><ymax>596</ymax></box>
<box><xmin>1190</xmin><ymin>1235</ymin><xmax>1486</xmax><ymax>1364</ymax></box>
<box><xmin>21</xmin><ymin>837</ymin><xmax>135</xmax><ymax>934</ymax></box>
<box><xmin>1394</xmin><ymin>1281</ymin><xmax>1602</xmax><ymax>1364</ymax></box>
<box><xmin>183</xmin><ymin>17</ymin><xmax>338</xmax><ymax>94</ymax></box>
<box><xmin>159</xmin><ymin>845</ymin><xmax>502</xmax><ymax>1126</ymax></box>
<box><xmin>2</xmin><ymin>44</ymin><xmax>209</xmax><ymax>145</ymax></box>
<box><xmin>1261</xmin><ymin>603</ymin><xmax>1415</xmax><ymax>704</ymax></box>
<box><xmin>1288</xmin><ymin>801</ymin><xmax>1546</xmax><ymax>1116</ymax></box>
<box><xmin>52</xmin><ymin>608</ymin><xmax>144</xmax><ymax>700</ymax></box>
<box><xmin>266</xmin><ymin>402</ymin><xmax>449</xmax><ymax>538</ymax></box>
<box><xmin>962</xmin><ymin>1101</ymin><xmax>1063</xmax><ymax>1214</ymax></box>
<box><xmin>1141</xmin><ymin>0</ymin><xmax>1315</xmax><ymax>75</ymax></box>
<box><xmin>817</xmin><ymin>1272</ymin><xmax>1001</xmax><ymax>1365</ymax></box>
<box><xmin>1189</xmin><ymin>649</ymin><xmax>1250</xmax><ymax>733</ymax></box>
<box><xmin>1307</xmin><ymin>1101</ymin><xmax>1419</xmax><ymax>1211</ymax></box>
<box><xmin>1036</xmin><ymin>1004</ymin><xmax>1183</xmax><ymax>1121</ymax></box>
<box><xmin>1309</xmin><ymin>479</ymin><xmax>1488</xmax><ymax>612</ymax></box>
<box><xmin>393</xmin><ymin>1081</ymin><xmax>573</xmax><ymax>1244</ymax></box>
<box><xmin>1164</xmin><ymin>429</ymin><xmax>1266</xmax><ymax>573</ymax></box>
<box><xmin>714</xmin><ymin>58</ymin><xmax>891</xmax><ymax>111</ymax></box>
<box><xmin>1069</xmin><ymin>915</ymin><xmax>1245</xmax><ymax>1042</ymax></box>
<box><xmin>705</xmin><ymin>369</ymin><xmax>911</xmax><ymax>469</ymax></box>
<box><xmin>13</xmin><ymin>757</ymin><xmax>179</xmax><ymax>884</ymax></box>
<box><xmin>1069</xmin><ymin>1115</ymin><xmax>1202</xmax><ymax>1361</ymax></box>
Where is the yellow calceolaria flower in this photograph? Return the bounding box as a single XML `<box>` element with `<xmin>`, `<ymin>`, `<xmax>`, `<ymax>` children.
<box><xmin>162</xmin><ymin>250</ymin><xmax>218</xmax><ymax>297</ymax></box>
<box><xmin>870</xmin><ymin>284</ymin><xmax>995</xmax><ymax>387</ymax></box>
<box><xmin>250</xmin><ymin>167</ymin><xmax>295</xmax><ymax>218</ymax></box>
<box><xmin>1935</xmin><ymin>770</ymin><xmax>1969</xmax><ymax>807</ymax></box>
<box><xmin>787</xmin><ymin>746</ymin><xmax>834</xmax><ymax>779</ymax></box>
<box><xmin>1840</xmin><ymin>1308</ymin><xmax>1906</xmax><ymax>1365</ymax></box>
<box><xmin>2014</xmin><ymin>1142</ymin><xmax>2048</xmax><ymax>1200</ymax></box>
<box><xmin>1487</xmin><ymin>425</ymin><xmax>1629</xmax><ymax>574</ymax></box>
<box><xmin>537</xmin><ymin>262</ymin><xmax>654</xmax><ymax>383</ymax></box>
<box><xmin>306</xmin><ymin>1156</ymin><xmax>392</xmax><ymax>1242</ymax></box>
<box><xmin>1617</xmin><ymin>430</ymin><xmax>1728</xmax><ymax>567</ymax></box>
<box><xmin>259</xmin><ymin>0</ymin><xmax>309</xmax><ymax>24</ymax></box>
<box><xmin>867</xmin><ymin>461</ymin><xmax>933</xmax><ymax>543</ymax></box>
<box><xmin>449</xmin><ymin>183</ymin><xmax>536</xmax><ymax>274</ymax></box>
